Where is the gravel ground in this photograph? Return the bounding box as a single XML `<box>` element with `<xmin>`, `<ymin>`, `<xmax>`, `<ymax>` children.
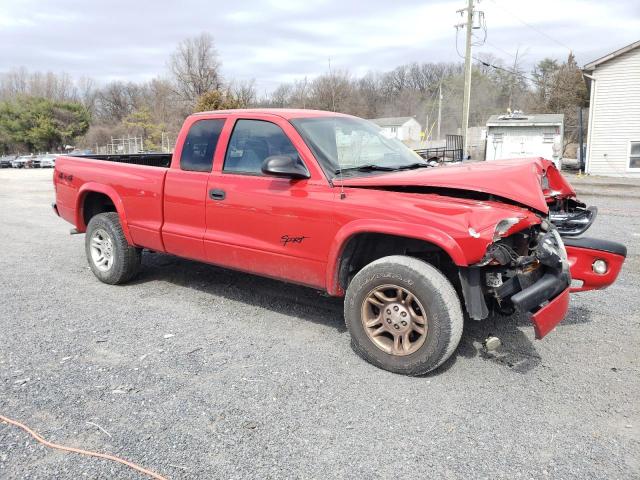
<box><xmin>1</xmin><ymin>168</ymin><xmax>639</xmax><ymax>479</ymax></box>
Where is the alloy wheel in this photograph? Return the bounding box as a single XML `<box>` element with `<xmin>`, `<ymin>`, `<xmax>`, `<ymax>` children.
<box><xmin>361</xmin><ymin>284</ymin><xmax>428</xmax><ymax>356</ymax></box>
<box><xmin>89</xmin><ymin>228</ymin><xmax>114</xmax><ymax>272</ymax></box>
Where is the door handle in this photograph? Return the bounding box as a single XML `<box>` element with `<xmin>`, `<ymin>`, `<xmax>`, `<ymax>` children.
<box><xmin>209</xmin><ymin>189</ymin><xmax>226</xmax><ymax>201</ymax></box>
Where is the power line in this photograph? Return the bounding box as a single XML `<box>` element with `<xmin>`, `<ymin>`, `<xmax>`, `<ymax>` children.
<box><xmin>475</xmin><ymin>35</ymin><xmax>519</xmax><ymax>60</ymax></box>
<box><xmin>473</xmin><ymin>56</ymin><xmax>586</xmax><ymax>98</ymax></box>
<box><xmin>474</xmin><ymin>57</ymin><xmax>532</xmax><ymax>81</ymax></box>
<box><xmin>467</xmin><ymin>0</ymin><xmax>582</xmax><ymax>100</ymax></box>
<box><xmin>488</xmin><ymin>0</ymin><xmax>573</xmax><ymax>53</ymax></box>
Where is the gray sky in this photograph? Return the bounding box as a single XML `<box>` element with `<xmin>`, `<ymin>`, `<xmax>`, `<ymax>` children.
<box><xmin>1</xmin><ymin>0</ymin><xmax>638</xmax><ymax>93</ymax></box>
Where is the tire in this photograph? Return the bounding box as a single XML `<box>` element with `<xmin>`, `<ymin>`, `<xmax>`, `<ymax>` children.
<box><xmin>85</xmin><ymin>212</ymin><xmax>141</xmax><ymax>285</ymax></box>
<box><xmin>344</xmin><ymin>255</ymin><xmax>463</xmax><ymax>375</ymax></box>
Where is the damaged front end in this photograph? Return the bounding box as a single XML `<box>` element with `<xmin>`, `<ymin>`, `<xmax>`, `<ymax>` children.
<box><xmin>549</xmin><ymin>197</ymin><xmax>598</xmax><ymax>237</ymax></box>
<box><xmin>460</xmin><ymin>221</ymin><xmax>571</xmax><ymax>339</ymax></box>
<box><xmin>542</xmin><ymin>165</ymin><xmax>598</xmax><ymax>237</ymax></box>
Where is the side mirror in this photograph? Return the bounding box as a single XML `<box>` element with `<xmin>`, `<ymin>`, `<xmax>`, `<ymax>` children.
<box><xmin>261</xmin><ymin>155</ymin><xmax>310</xmax><ymax>179</ymax></box>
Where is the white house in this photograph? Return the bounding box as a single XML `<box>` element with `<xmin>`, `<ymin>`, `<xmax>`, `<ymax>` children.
<box><xmin>485</xmin><ymin>113</ymin><xmax>564</xmax><ymax>168</ymax></box>
<box><xmin>370</xmin><ymin>117</ymin><xmax>422</xmax><ymax>145</ymax></box>
<box><xmin>584</xmin><ymin>40</ymin><xmax>640</xmax><ymax>177</ymax></box>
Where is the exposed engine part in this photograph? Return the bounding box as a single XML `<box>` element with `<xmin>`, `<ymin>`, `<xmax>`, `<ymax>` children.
<box><xmin>477</xmin><ymin>242</ymin><xmax>520</xmax><ymax>266</ymax></box>
<box><xmin>536</xmin><ymin>228</ymin><xmax>569</xmax><ymax>273</ymax></box>
<box><xmin>540</xmin><ymin>219</ymin><xmax>551</xmax><ymax>232</ymax></box>
<box><xmin>486</xmin><ymin>272</ymin><xmax>503</xmax><ymax>288</ymax></box>
<box><xmin>467</xmin><ymin>224</ymin><xmax>571</xmax><ymax>321</ymax></box>
<box><xmin>537</xmin><ymin>235</ymin><xmax>563</xmax><ymax>268</ymax></box>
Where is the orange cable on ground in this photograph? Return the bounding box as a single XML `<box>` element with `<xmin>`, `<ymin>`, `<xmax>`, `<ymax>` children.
<box><xmin>0</xmin><ymin>414</ymin><xmax>168</xmax><ymax>480</ymax></box>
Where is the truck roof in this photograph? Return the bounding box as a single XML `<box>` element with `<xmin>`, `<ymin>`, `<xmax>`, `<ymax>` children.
<box><xmin>192</xmin><ymin>108</ymin><xmax>353</xmax><ymax>120</ymax></box>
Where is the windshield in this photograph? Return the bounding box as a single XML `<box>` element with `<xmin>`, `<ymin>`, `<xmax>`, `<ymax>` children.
<box><xmin>290</xmin><ymin>116</ymin><xmax>427</xmax><ymax>177</ymax></box>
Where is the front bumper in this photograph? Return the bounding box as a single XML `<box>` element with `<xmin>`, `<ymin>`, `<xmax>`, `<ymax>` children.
<box><xmin>508</xmin><ymin>266</ymin><xmax>570</xmax><ymax>339</ymax></box>
<box><xmin>530</xmin><ymin>287</ymin><xmax>570</xmax><ymax>339</ymax></box>
<box><xmin>514</xmin><ymin>236</ymin><xmax>626</xmax><ymax>339</ymax></box>
<box><xmin>511</xmin><ymin>269</ymin><xmax>568</xmax><ymax>313</ymax></box>
<box><xmin>565</xmin><ymin>237</ymin><xmax>626</xmax><ymax>292</ymax></box>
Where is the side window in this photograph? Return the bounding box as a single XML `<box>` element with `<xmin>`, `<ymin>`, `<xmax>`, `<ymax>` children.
<box><xmin>180</xmin><ymin>119</ymin><xmax>225</xmax><ymax>172</ymax></box>
<box><xmin>630</xmin><ymin>141</ymin><xmax>640</xmax><ymax>169</ymax></box>
<box><xmin>224</xmin><ymin>119</ymin><xmax>300</xmax><ymax>175</ymax></box>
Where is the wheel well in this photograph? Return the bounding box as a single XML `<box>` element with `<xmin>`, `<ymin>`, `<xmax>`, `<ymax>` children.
<box><xmin>337</xmin><ymin>233</ymin><xmax>459</xmax><ymax>291</ymax></box>
<box><xmin>82</xmin><ymin>192</ymin><xmax>116</xmax><ymax>227</ymax></box>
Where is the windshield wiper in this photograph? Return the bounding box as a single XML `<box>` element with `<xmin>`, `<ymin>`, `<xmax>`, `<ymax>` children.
<box><xmin>334</xmin><ymin>162</ymin><xmax>431</xmax><ymax>175</ymax></box>
<box><xmin>394</xmin><ymin>162</ymin><xmax>431</xmax><ymax>170</ymax></box>
<box><xmin>334</xmin><ymin>164</ymin><xmax>398</xmax><ymax>175</ymax></box>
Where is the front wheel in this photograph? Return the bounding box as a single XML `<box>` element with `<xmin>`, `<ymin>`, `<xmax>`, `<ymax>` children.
<box><xmin>85</xmin><ymin>212</ymin><xmax>141</xmax><ymax>285</ymax></box>
<box><xmin>344</xmin><ymin>255</ymin><xmax>463</xmax><ymax>375</ymax></box>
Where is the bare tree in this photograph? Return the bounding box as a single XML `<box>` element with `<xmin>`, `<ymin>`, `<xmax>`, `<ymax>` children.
<box><xmin>0</xmin><ymin>67</ymin><xmax>29</xmax><ymax>100</ymax></box>
<box><xmin>353</xmin><ymin>73</ymin><xmax>383</xmax><ymax>118</ymax></box>
<box><xmin>289</xmin><ymin>77</ymin><xmax>309</xmax><ymax>108</ymax></box>
<box><xmin>309</xmin><ymin>70</ymin><xmax>352</xmax><ymax>112</ymax></box>
<box><xmin>270</xmin><ymin>83</ymin><xmax>293</xmax><ymax>107</ymax></box>
<box><xmin>168</xmin><ymin>33</ymin><xmax>222</xmax><ymax>104</ymax></box>
<box><xmin>231</xmin><ymin>79</ymin><xmax>257</xmax><ymax>107</ymax></box>
<box><xmin>77</xmin><ymin>76</ymin><xmax>99</xmax><ymax>117</ymax></box>
<box><xmin>28</xmin><ymin>71</ymin><xmax>77</xmax><ymax>101</ymax></box>
<box><xmin>96</xmin><ymin>81</ymin><xmax>142</xmax><ymax>123</ymax></box>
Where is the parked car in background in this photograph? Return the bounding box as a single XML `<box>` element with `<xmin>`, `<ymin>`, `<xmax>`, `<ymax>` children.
<box><xmin>11</xmin><ymin>155</ymin><xmax>33</xmax><ymax>168</ymax></box>
<box><xmin>34</xmin><ymin>154</ymin><xmax>58</xmax><ymax>168</ymax></box>
<box><xmin>0</xmin><ymin>156</ymin><xmax>14</xmax><ymax>168</ymax></box>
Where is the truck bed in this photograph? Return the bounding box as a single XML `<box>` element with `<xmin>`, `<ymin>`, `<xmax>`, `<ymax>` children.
<box><xmin>73</xmin><ymin>153</ymin><xmax>172</xmax><ymax>168</ymax></box>
<box><xmin>54</xmin><ymin>154</ymin><xmax>169</xmax><ymax>252</ymax></box>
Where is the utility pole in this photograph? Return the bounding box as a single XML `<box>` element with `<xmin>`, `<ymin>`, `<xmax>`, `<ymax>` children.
<box><xmin>507</xmin><ymin>48</ymin><xmax>520</xmax><ymax>111</ymax></box>
<box><xmin>458</xmin><ymin>0</ymin><xmax>474</xmax><ymax>158</ymax></box>
<box><xmin>437</xmin><ymin>83</ymin><xmax>442</xmax><ymax>141</ymax></box>
<box><xmin>425</xmin><ymin>114</ymin><xmax>429</xmax><ymax>141</ymax></box>
<box><xmin>578</xmin><ymin>107</ymin><xmax>584</xmax><ymax>172</ymax></box>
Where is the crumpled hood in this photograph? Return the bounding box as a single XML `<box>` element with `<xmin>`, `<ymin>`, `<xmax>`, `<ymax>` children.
<box><xmin>339</xmin><ymin>157</ymin><xmax>575</xmax><ymax>213</ymax></box>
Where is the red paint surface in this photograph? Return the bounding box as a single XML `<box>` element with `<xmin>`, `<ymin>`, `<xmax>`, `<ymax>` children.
<box><xmin>531</xmin><ymin>288</ymin><xmax>570</xmax><ymax>339</ymax></box>
<box><xmin>340</xmin><ymin>156</ymin><xmax>573</xmax><ymax>213</ymax></box>
<box><xmin>567</xmin><ymin>246</ymin><xmax>625</xmax><ymax>292</ymax></box>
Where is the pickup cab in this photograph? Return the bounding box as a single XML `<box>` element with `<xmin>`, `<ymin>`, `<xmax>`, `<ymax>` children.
<box><xmin>53</xmin><ymin>109</ymin><xmax>626</xmax><ymax>375</ymax></box>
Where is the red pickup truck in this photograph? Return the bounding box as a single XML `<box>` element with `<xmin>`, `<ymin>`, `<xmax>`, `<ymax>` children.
<box><xmin>53</xmin><ymin>109</ymin><xmax>626</xmax><ymax>375</ymax></box>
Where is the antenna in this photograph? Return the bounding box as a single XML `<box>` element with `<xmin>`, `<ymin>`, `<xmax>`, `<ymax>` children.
<box><xmin>331</xmin><ymin>115</ymin><xmax>346</xmax><ymax>200</ymax></box>
<box><xmin>339</xmin><ymin>167</ymin><xmax>346</xmax><ymax>199</ymax></box>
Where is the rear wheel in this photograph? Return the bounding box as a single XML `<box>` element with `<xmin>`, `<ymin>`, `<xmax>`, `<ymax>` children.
<box><xmin>85</xmin><ymin>212</ymin><xmax>141</xmax><ymax>284</ymax></box>
<box><xmin>344</xmin><ymin>255</ymin><xmax>463</xmax><ymax>375</ymax></box>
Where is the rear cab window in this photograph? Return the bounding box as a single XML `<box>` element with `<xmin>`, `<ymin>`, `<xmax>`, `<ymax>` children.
<box><xmin>180</xmin><ymin>119</ymin><xmax>225</xmax><ymax>172</ymax></box>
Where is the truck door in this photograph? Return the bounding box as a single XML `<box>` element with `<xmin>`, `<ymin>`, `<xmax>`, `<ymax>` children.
<box><xmin>162</xmin><ymin>117</ymin><xmax>226</xmax><ymax>260</ymax></box>
<box><xmin>203</xmin><ymin>115</ymin><xmax>336</xmax><ymax>289</ymax></box>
